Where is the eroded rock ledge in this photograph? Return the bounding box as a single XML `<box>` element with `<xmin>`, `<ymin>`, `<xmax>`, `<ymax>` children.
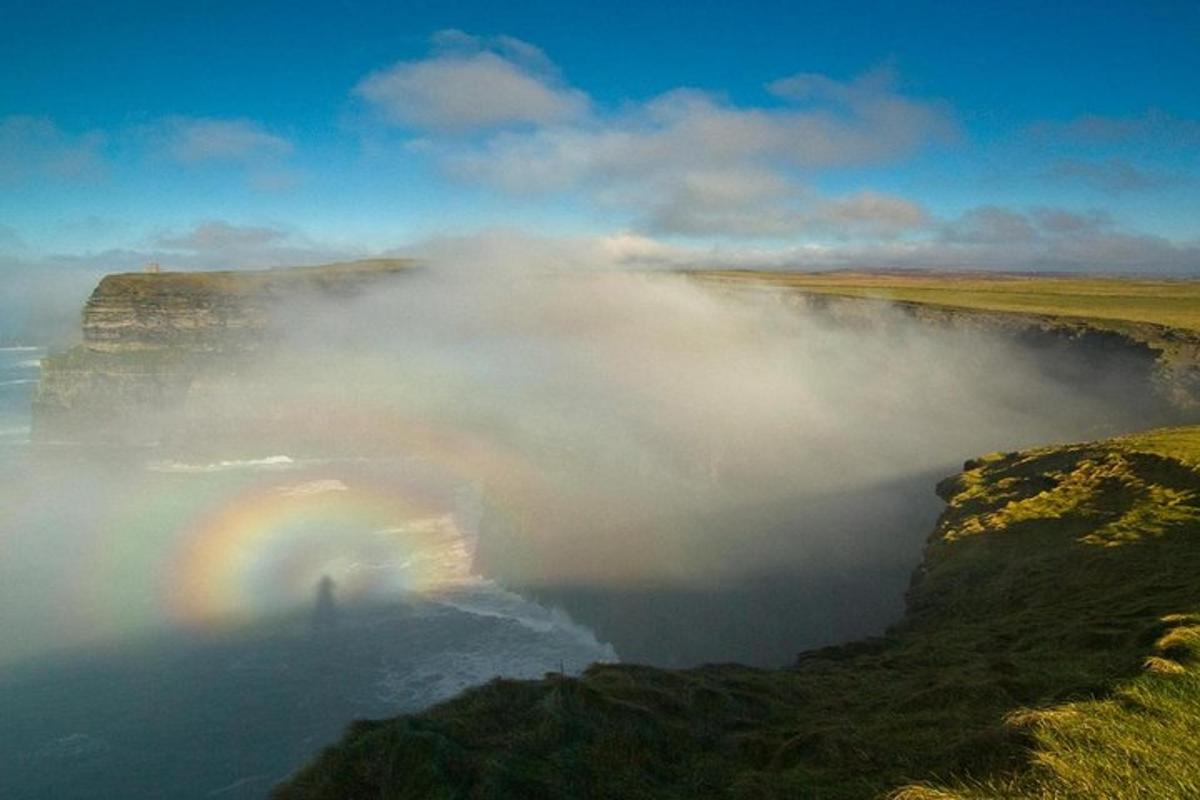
<box><xmin>34</xmin><ymin>265</ymin><xmax>1199</xmax><ymax>445</ymax></box>
<box><xmin>32</xmin><ymin>259</ymin><xmax>412</xmax><ymax>443</ymax></box>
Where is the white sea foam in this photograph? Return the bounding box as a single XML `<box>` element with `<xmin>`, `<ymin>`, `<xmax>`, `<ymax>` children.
<box><xmin>146</xmin><ymin>455</ymin><xmax>297</xmax><ymax>473</ymax></box>
<box><xmin>372</xmin><ymin>598</ymin><xmax>617</xmax><ymax>710</ymax></box>
<box><xmin>14</xmin><ymin>359</ymin><xmax>42</xmax><ymax>369</ymax></box>
<box><xmin>435</xmin><ymin>583</ymin><xmax>618</xmax><ymax>660</ymax></box>
<box><xmin>0</xmin><ymin>378</ymin><xmax>37</xmax><ymax>387</ymax></box>
<box><xmin>275</xmin><ymin>478</ymin><xmax>349</xmax><ymax>496</ymax></box>
<box><xmin>0</xmin><ymin>346</ymin><xmax>42</xmax><ymax>352</ymax></box>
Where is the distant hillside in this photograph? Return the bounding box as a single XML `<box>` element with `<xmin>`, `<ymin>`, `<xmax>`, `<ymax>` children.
<box><xmin>693</xmin><ymin>271</ymin><xmax>1200</xmax><ymax>412</ymax></box>
<box><xmin>693</xmin><ymin>271</ymin><xmax>1200</xmax><ymax>333</ymax></box>
<box><xmin>274</xmin><ymin>425</ymin><xmax>1200</xmax><ymax>799</ymax></box>
<box><xmin>82</xmin><ymin>258</ymin><xmax>414</xmax><ymax>352</ymax></box>
<box><xmin>32</xmin><ymin>259</ymin><xmax>413</xmax><ymax>443</ymax></box>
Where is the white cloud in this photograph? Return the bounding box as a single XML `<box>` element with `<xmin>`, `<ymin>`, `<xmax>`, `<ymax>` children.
<box><xmin>1043</xmin><ymin>157</ymin><xmax>1177</xmax><ymax>194</ymax></box>
<box><xmin>355</xmin><ymin>31</ymin><xmax>589</xmax><ymax>131</ymax></box>
<box><xmin>804</xmin><ymin>191</ymin><xmax>931</xmax><ymax>239</ymax></box>
<box><xmin>158</xmin><ymin>116</ymin><xmax>293</xmax><ymax>163</ymax></box>
<box><xmin>0</xmin><ymin>115</ymin><xmax>107</xmax><ymax>184</ymax></box>
<box><xmin>0</xmin><ymin>223</ymin><xmax>25</xmax><ymax>250</ymax></box>
<box><xmin>389</xmin><ymin>224</ymin><xmax>1200</xmax><ymax>278</ymax></box>
<box><xmin>939</xmin><ymin>206</ymin><xmax>1039</xmax><ymax>244</ymax></box>
<box><xmin>424</xmin><ymin>64</ymin><xmax>952</xmax><ymax>236</ymax></box>
<box><xmin>450</xmin><ymin>79</ymin><xmax>953</xmax><ymax>189</ymax></box>
<box><xmin>352</xmin><ymin>36</ymin><xmax>953</xmax><ymax>238</ymax></box>
<box><xmin>147</xmin><ymin>220</ymin><xmax>357</xmax><ymax>267</ymax></box>
<box><xmin>939</xmin><ymin>205</ymin><xmax>1119</xmax><ymax>246</ymax></box>
<box><xmin>1028</xmin><ymin>109</ymin><xmax>1200</xmax><ymax>146</ymax></box>
<box><xmin>153</xmin><ymin>221</ymin><xmax>288</xmax><ymax>251</ymax></box>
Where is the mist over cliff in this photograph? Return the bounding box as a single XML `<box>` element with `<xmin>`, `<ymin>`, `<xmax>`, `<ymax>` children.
<box><xmin>118</xmin><ymin>260</ymin><xmax>1164</xmax><ymax>662</ymax></box>
<box><xmin>6</xmin><ymin>254</ymin><xmax>1179</xmax><ymax>670</ymax></box>
<box><xmin>0</xmin><ymin>258</ymin><xmax>1184</xmax><ymax>799</ymax></box>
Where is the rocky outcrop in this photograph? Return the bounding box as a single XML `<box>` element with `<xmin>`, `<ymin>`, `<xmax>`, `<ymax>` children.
<box><xmin>32</xmin><ymin>259</ymin><xmax>412</xmax><ymax>443</ymax></box>
<box><xmin>33</xmin><ymin>264</ymin><xmax>1200</xmax><ymax>444</ymax></box>
<box><xmin>81</xmin><ymin>259</ymin><xmax>411</xmax><ymax>352</ymax></box>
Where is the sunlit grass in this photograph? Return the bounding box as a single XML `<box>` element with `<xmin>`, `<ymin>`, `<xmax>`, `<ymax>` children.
<box><xmin>696</xmin><ymin>271</ymin><xmax>1200</xmax><ymax>333</ymax></box>
<box><xmin>94</xmin><ymin>258</ymin><xmax>414</xmax><ymax>299</ymax></box>
<box><xmin>275</xmin><ymin>425</ymin><xmax>1200</xmax><ymax>799</ymax></box>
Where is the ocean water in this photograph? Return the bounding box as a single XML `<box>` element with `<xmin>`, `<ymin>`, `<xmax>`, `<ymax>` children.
<box><xmin>0</xmin><ymin>346</ymin><xmax>41</xmax><ymax>446</ymax></box>
<box><xmin>0</xmin><ymin>321</ymin><xmax>1180</xmax><ymax>797</ymax></box>
<box><xmin>0</xmin><ymin>348</ymin><xmax>616</xmax><ymax>799</ymax></box>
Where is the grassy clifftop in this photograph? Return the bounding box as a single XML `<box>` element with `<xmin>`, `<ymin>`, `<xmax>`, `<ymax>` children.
<box><xmin>694</xmin><ymin>271</ymin><xmax>1200</xmax><ymax>334</ymax></box>
<box><xmin>274</xmin><ymin>426</ymin><xmax>1200</xmax><ymax>799</ymax></box>
<box><xmin>694</xmin><ymin>271</ymin><xmax>1200</xmax><ymax>412</ymax></box>
<box><xmin>90</xmin><ymin>258</ymin><xmax>414</xmax><ymax>299</ymax></box>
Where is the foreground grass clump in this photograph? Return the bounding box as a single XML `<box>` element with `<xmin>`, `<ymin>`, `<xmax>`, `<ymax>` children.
<box><xmin>274</xmin><ymin>427</ymin><xmax>1200</xmax><ymax>799</ymax></box>
<box><xmin>894</xmin><ymin>427</ymin><xmax>1200</xmax><ymax>800</ymax></box>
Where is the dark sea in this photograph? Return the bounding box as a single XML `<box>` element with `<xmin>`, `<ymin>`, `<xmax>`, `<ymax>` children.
<box><xmin>0</xmin><ymin>324</ymin><xmax>1180</xmax><ymax>798</ymax></box>
<box><xmin>0</xmin><ymin>346</ymin><xmax>615</xmax><ymax>799</ymax></box>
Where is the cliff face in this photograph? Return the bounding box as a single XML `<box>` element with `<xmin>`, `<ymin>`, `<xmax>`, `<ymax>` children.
<box><xmin>35</xmin><ymin>266</ymin><xmax>1199</xmax><ymax>445</ymax></box>
<box><xmin>81</xmin><ymin>274</ymin><xmax>267</xmax><ymax>352</ymax></box>
<box><xmin>705</xmin><ymin>277</ymin><xmax>1200</xmax><ymax>412</ymax></box>
<box><xmin>81</xmin><ymin>259</ymin><xmax>412</xmax><ymax>352</ymax></box>
<box><xmin>273</xmin><ymin>427</ymin><xmax>1200</xmax><ymax>800</ymax></box>
<box><xmin>33</xmin><ymin>260</ymin><xmax>412</xmax><ymax>443</ymax></box>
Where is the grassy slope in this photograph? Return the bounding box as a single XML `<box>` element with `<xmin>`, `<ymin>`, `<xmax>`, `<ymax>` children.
<box><xmin>92</xmin><ymin>258</ymin><xmax>415</xmax><ymax>300</ymax></box>
<box><xmin>273</xmin><ymin>427</ymin><xmax>1200</xmax><ymax>800</ymax></box>
<box><xmin>694</xmin><ymin>271</ymin><xmax>1200</xmax><ymax>334</ymax></box>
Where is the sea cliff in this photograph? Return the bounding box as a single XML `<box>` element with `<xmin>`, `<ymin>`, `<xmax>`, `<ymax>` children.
<box><xmin>274</xmin><ymin>426</ymin><xmax>1200</xmax><ymax>799</ymax></box>
<box><xmin>694</xmin><ymin>272</ymin><xmax>1200</xmax><ymax>411</ymax></box>
<box><xmin>32</xmin><ymin>259</ymin><xmax>411</xmax><ymax>443</ymax></box>
<box><xmin>33</xmin><ymin>267</ymin><xmax>1200</xmax><ymax>444</ymax></box>
<box><xmin>29</xmin><ymin>266</ymin><xmax>1200</xmax><ymax>796</ymax></box>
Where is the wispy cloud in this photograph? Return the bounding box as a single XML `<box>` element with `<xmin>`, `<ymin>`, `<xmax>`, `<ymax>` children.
<box><xmin>355</xmin><ymin>30</ymin><xmax>589</xmax><ymax>131</ymax></box>
<box><xmin>1028</xmin><ymin>109</ymin><xmax>1200</xmax><ymax>147</ymax></box>
<box><xmin>155</xmin><ymin>116</ymin><xmax>293</xmax><ymax>163</ymax></box>
<box><xmin>149</xmin><ymin>220</ymin><xmax>352</xmax><ymax>266</ymax></box>
<box><xmin>153</xmin><ymin>220</ymin><xmax>288</xmax><ymax>251</ymax></box>
<box><xmin>1043</xmin><ymin>157</ymin><xmax>1178</xmax><ymax>194</ymax></box>
<box><xmin>0</xmin><ymin>223</ymin><xmax>25</xmax><ymax>250</ymax></box>
<box><xmin>364</xmin><ymin>39</ymin><xmax>957</xmax><ymax>239</ymax></box>
<box><xmin>0</xmin><ymin>115</ymin><xmax>108</xmax><ymax>184</ymax></box>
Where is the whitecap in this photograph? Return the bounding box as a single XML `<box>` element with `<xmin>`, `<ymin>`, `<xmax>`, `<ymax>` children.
<box><xmin>435</xmin><ymin>583</ymin><xmax>618</xmax><ymax>660</ymax></box>
<box><xmin>275</xmin><ymin>478</ymin><xmax>349</xmax><ymax>496</ymax></box>
<box><xmin>146</xmin><ymin>455</ymin><xmax>297</xmax><ymax>473</ymax></box>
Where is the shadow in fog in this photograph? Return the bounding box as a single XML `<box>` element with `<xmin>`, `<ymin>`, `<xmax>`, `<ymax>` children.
<box><xmin>510</xmin><ymin>469</ymin><xmax>947</xmax><ymax>667</ymax></box>
<box><xmin>310</xmin><ymin>575</ymin><xmax>339</xmax><ymax>631</ymax></box>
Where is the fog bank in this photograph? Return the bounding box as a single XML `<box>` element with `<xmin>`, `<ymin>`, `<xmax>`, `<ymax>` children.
<box><xmin>1</xmin><ymin>257</ymin><xmax>1176</xmax><ymax>667</ymax></box>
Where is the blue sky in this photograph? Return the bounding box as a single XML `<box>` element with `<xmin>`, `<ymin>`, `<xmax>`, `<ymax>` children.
<box><xmin>2</xmin><ymin>0</ymin><xmax>1199</xmax><ymax>276</ymax></box>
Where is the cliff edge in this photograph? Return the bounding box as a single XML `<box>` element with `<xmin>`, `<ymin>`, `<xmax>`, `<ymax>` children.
<box><xmin>274</xmin><ymin>426</ymin><xmax>1200</xmax><ymax>799</ymax></box>
<box><xmin>32</xmin><ymin>259</ymin><xmax>412</xmax><ymax>443</ymax></box>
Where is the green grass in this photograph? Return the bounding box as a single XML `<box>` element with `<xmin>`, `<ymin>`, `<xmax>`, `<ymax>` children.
<box><xmin>92</xmin><ymin>258</ymin><xmax>414</xmax><ymax>301</ymax></box>
<box><xmin>891</xmin><ymin>429</ymin><xmax>1200</xmax><ymax>800</ymax></box>
<box><xmin>694</xmin><ymin>271</ymin><xmax>1200</xmax><ymax>334</ymax></box>
<box><xmin>40</xmin><ymin>344</ymin><xmax>201</xmax><ymax>372</ymax></box>
<box><xmin>273</xmin><ymin>426</ymin><xmax>1200</xmax><ymax>799</ymax></box>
